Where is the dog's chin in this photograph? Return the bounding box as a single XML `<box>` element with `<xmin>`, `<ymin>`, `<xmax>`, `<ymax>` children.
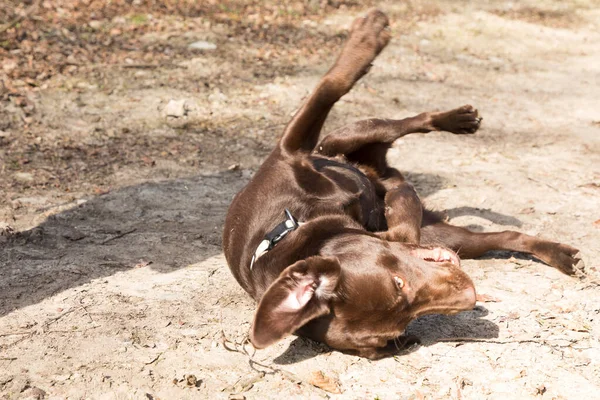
<box><xmin>412</xmin><ymin>285</ymin><xmax>477</xmax><ymax>318</ymax></box>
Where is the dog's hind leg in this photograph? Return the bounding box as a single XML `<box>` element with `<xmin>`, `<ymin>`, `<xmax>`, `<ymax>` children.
<box><xmin>316</xmin><ymin>105</ymin><xmax>481</xmax><ymax>175</ymax></box>
<box><xmin>279</xmin><ymin>10</ymin><xmax>390</xmax><ymax>155</ymax></box>
<box><xmin>317</xmin><ymin>106</ymin><xmax>480</xmax><ymax>240</ymax></box>
<box><xmin>419</xmin><ymin>210</ymin><xmax>584</xmax><ymax>276</ymax></box>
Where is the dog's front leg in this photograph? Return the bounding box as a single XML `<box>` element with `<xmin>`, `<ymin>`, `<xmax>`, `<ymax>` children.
<box><xmin>377</xmin><ymin>182</ymin><xmax>422</xmax><ymax>244</ymax></box>
<box><xmin>279</xmin><ymin>9</ymin><xmax>390</xmax><ymax>155</ymax></box>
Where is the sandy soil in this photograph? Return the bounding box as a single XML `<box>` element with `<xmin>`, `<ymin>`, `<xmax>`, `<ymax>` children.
<box><xmin>1</xmin><ymin>0</ymin><xmax>600</xmax><ymax>399</ymax></box>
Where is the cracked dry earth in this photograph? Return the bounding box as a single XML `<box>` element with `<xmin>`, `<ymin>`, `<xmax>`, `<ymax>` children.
<box><xmin>1</xmin><ymin>1</ymin><xmax>600</xmax><ymax>399</ymax></box>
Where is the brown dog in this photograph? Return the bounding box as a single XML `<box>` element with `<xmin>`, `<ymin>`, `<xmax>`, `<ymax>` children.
<box><xmin>222</xmin><ymin>10</ymin><xmax>582</xmax><ymax>359</ymax></box>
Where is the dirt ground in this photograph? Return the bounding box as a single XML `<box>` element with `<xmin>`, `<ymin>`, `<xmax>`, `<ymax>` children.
<box><xmin>1</xmin><ymin>0</ymin><xmax>600</xmax><ymax>399</ymax></box>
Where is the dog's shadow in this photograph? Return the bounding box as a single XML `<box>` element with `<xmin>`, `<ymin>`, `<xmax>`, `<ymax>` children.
<box><xmin>273</xmin><ymin>306</ymin><xmax>498</xmax><ymax>364</ymax></box>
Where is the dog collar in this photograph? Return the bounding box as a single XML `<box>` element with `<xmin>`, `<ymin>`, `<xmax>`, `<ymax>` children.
<box><xmin>250</xmin><ymin>209</ymin><xmax>300</xmax><ymax>270</ymax></box>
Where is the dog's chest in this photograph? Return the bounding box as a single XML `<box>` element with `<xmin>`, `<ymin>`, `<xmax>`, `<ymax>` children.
<box><xmin>311</xmin><ymin>156</ymin><xmax>383</xmax><ymax>230</ymax></box>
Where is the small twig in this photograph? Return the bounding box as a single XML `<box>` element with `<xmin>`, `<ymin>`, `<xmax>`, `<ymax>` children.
<box><xmin>121</xmin><ymin>64</ymin><xmax>160</xmax><ymax>69</ymax></box>
<box><xmin>435</xmin><ymin>337</ymin><xmax>577</xmax><ymax>348</ymax></box>
<box><xmin>220</xmin><ymin>330</ymin><xmax>322</xmax><ymax>394</ymax></box>
<box><xmin>0</xmin><ymin>332</ymin><xmax>31</xmax><ymax>337</ymax></box>
<box><xmin>46</xmin><ymin>326</ymin><xmax>100</xmax><ymax>334</ymax></box>
<box><xmin>100</xmin><ymin>228</ymin><xmax>137</xmax><ymax>244</ymax></box>
<box><xmin>5</xmin><ymin>334</ymin><xmax>32</xmax><ymax>348</ymax></box>
<box><xmin>0</xmin><ymin>0</ymin><xmax>40</xmax><ymax>33</ymax></box>
<box><xmin>79</xmin><ymin>298</ymin><xmax>94</xmax><ymax>323</ymax></box>
<box><xmin>121</xmin><ymin>63</ymin><xmax>186</xmax><ymax>69</ymax></box>
<box><xmin>0</xmin><ymin>357</ymin><xmax>17</xmax><ymax>361</ymax></box>
<box><xmin>59</xmin><ymin>62</ymin><xmax>187</xmax><ymax>70</ymax></box>
<box><xmin>145</xmin><ymin>352</ymin><xmax>163</xmax><ymax>365</ymax></box>
<box><xmin>527</xmin><ymin>177</ymin><xmax>560</xmax><ymax>192</ymax></box>
<box><xmin>42</xmin><ymin>308</ymin><xmax>76</xmax><ymax>330</ymax></box>
<box><xmin>2</xmin><ymin>308</ymin><xmax>84</xmax><ymax>348</ymax></box>
<box><xmin>0</xmin><ymin>17</ymin><xmax>22</xmax><ymax>33</ymax></box>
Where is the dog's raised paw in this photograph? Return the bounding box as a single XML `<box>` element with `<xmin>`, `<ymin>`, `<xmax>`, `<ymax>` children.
<box><xmin>334</xmin><ymin>9</ymin><xmax>391</xmax><ymax>84</ymax></box>
<box><xmin>434</xmin><ymin>104</ymin><xmax>482</xmax><ymax>135</ymax></box>
<box><xmin>349</xmin><ymin>9</ymin><xmax>391</xmax><ymax>54</ymax></box>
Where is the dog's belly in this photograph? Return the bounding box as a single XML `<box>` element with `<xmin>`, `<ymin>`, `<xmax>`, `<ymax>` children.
<box><xmin>311</xmin><ymin>156</ymin><xmax>384</xmax><ymax>231</ymax></box>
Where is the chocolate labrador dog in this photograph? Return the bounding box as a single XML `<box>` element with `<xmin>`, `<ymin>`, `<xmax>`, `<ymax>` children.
<box><xmin>222</xmin><ymin>10</ymin><xmax>582</xmax><ymax>359</ymax></box>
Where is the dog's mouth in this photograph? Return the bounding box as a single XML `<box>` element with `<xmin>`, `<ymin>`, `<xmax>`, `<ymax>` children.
<box><xmin>410</xmin><ymin>246</ymin><xmax>461</xmax><ymax>267</ymax></box>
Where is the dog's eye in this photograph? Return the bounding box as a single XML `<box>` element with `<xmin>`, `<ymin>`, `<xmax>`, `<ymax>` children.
<box><xmin>394</xmin><ymin>276</ymin><xmax>404</xmax><ymax>289</ymax></box>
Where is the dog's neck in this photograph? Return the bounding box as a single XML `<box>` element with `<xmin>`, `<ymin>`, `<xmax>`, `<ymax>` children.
<box><xmin>250</xmin><ymin>209</ymin><xmax>302</xmax><ymax>270</ymax></box>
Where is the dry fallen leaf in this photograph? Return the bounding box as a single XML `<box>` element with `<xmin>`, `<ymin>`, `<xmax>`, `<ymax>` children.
<box><xmin>534</xmin><ymin>383</ymin><xmax>547</xmax><ymax>395</ymax></box>
<box><xmin>579</xmin><ymin>183</ymin><xmax>600</xmax><ymax>190</ymax></box>
<box><xmin>93</xmin><ymin>187</ymin><xmax>110</xmax><ymax>195</ymax></box>
<box><xmin>308</xmin><ymin>370</ymin><xmax>342</xmax><ymax>394</ymax></box>
<box><xmin>519</xmin><ymin>207</ymin><xmax>535</xmax><ymax>214</ymax></box>
<box><xmin>141</xmin><ymin>156</ymin><xmax>156</xmax><ymax>167</ymax></box>
<box><xmin>186</xmin><ymin>374</ymin><xmax>198</xmax><ymax>387</ymax></box>
<box><xmin>476</xmin><ymin>293</ymin><xmax>501</xmax><ymax>303</ymax></box>
<box><xmin>134</xmin><ymin>260</ymin><xmax>151</xmax><ymax>268</ymax></box>
<box><xmin>365</xmin><ymin>85</ymin><xmax>378</xmax><ymax>94</ymax></box>
<box><xmin>593</xmin><ymin>219</ymin><xmax>600</xmax><ymax>228</ymax></box>
<box><xmin>224</xmin><ymin>372</ymin><xmax>265</xmax><ymax>394</ymax></box>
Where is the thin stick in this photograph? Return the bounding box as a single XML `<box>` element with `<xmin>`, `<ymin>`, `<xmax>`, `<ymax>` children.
<box><xmin>220</xmin><ymin>330</ymin><xmax>319</xmax><ymax>393</ymax></box>
<box><xmin>101</xmin><ymin>228</ymin><xmax>137</xmax><ymax>244</ymax></box>
<box><xmin>42</xmin><ymin>308</ymin><xmax>76</xmax><ymax>329</ymax></box>
<box><xmin>0</xmin><ymin>1</ymin><xmax>40</xmax><ymax>33</ymax></box>
<box><xmin>0</xmin><ymin>332</ymin><xmax>30</xmax><ymax>337</ymax></box>
<box><xmin>79</xmin><ymin>297</ymin><xmax>94</xmax><ymax>324</ymax></box>
<box><xmin>435</xmin><ymin>337</ymin><xmax>578</xmax><ymax>348</ymax></box>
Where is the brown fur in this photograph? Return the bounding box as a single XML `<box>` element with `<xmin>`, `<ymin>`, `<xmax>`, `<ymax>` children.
<box><xmin>222</xmin><ymin>10</ymin><xmax>582</xmax><ymax>359</ymax></box>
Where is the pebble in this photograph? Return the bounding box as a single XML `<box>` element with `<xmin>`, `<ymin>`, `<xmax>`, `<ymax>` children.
<box><xmin>2</xmin><ymin>59</ymin><xmax>17</xmax><ymax>73</ymax></box>
<box><xmin>61</xmin><ymin>227</ymin><xmax>86</xmax><ymax>241</ymax></box>
<box><xmin>533</xmin><ymin>383</ymin><xmax>547</xmax><ymax>395</ymax></box>
<box><xmin>89</xmin><ymin>20</ymin><xmax>102</xmax><ymax>29</ymax></box>
<box><xmin>165</xmin><ymin>99</ymin><xmax>187</xmax><ymax>118</ymax></box>
<box><xmin>188</xmin><ymin>41</ymin><xmax>217</xmax><ymax>51</ymax></box>
<box><xmin>14</xmin><ymin>172</ymin><xmax>34</xmax><ymax>183</ymax></box>
<box><xmin>185</xmin><ymin>374</ymin><xmax>198</xmax><ymax>387</ymax></box>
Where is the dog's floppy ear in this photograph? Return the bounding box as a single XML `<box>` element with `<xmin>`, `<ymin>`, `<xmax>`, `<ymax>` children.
<box><xmin>250</xmin><ymin>256</ymin><xmax>341</xmax><ymax>349</ymax></box>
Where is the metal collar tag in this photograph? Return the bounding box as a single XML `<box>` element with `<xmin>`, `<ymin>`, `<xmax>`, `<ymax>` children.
<box><xmin>250</xmin><ymin>209</ymin><xmax>300</xmax><ymax>270</ymax></box>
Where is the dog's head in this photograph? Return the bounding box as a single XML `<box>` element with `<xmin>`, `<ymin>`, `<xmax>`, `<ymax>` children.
<box><xmin>250</xmin><ymin>237</ymin><xmax>476</xmax><ymax>354</ymax></box>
